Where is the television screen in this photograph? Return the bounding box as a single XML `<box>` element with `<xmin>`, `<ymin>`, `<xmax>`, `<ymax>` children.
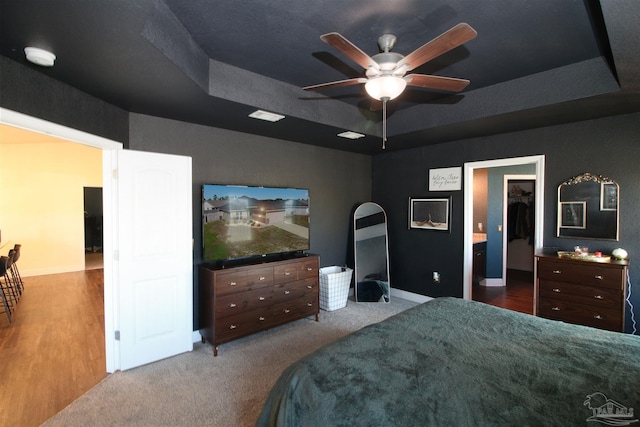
<box><xmin>202</xmin><ymin>184</ymin><xmax>310</xmax><ymax>262</ymax></box>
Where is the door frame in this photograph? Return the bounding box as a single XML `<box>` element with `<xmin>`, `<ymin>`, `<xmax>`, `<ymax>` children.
<box><xmin>1</xmin><ymin>107</ymin><xmax>122</xmax><ymax>372</ymax></box>
<box><xmin>463</xmin><ymin>155</ymin><xmax>545</xmax><ymax>306</ymax></box>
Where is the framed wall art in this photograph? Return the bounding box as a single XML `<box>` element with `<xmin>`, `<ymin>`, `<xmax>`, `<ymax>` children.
<box><xmin>559</xmin><ymin>201</ymin><xmax>586</xmax><ymax>229</ymax></box>
<box><xmin>600</xmin><ymin>182</ymin><xmax>618</xmax><ymax>211</ymax></box>
<box><xmin>409</xmin><ymin>197</ymin><xmax>451</xmax><ymax>231</ymax></box>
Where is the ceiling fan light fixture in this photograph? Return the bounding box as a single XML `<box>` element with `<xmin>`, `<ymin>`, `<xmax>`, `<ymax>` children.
<box><xmin>24</xmin><ymin>47</ymin><xmax>56</xmax><ymax>67</ymax></box>
<box><xmin>364</xmin><ymin>75</ymin><xmax>407</xmax><ymax>101</ymax></box>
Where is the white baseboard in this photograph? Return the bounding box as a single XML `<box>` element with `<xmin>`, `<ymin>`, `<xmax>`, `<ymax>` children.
<box><xmin>390</xmin><ymin>288</ymin><xmax>434</xmax><ymax>304</ymax></box>
<box><xmin>480</xmin><ymin>278</ymin><xmax>505</xmax><ymax>287</ymax></box>
<box><xmin>350</xmin><ymin>286</ymin><xmax>433</xmax><ymax>304</ymax></box>
<box><xmin>22</xmin><ymin>265</ymin><xmax>86</xmax><ymax>277</ymax></box>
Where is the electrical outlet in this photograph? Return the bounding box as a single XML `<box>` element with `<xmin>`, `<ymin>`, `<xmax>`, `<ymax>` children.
<box><xmin>432</xmin><ymin>272</ymin><xmax>440</xmax><ymax>283</ymax></box>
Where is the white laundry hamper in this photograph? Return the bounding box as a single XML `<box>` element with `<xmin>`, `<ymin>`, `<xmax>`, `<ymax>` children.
<box><xmin>319</xmin><ymin>266</ymin><xmax>353</xmax><ymax>311</ymax></box>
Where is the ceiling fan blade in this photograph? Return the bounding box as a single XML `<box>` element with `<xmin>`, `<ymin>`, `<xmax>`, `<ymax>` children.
<box><xmin>405</xmin><ymin>74</ymin><xmax>470</xmax><ymax>92</ymax></box>
<box><xmin>303</xmin><ymin>78</ymin><xmax>367</xmax><ymax>91</ymax></box>
<box><xmin>398</xmin><ymin>23</ymin><xmax>477</xmax><ymax>72</ymax></box>
<box><xmin>320</xmin><ymin>32</ymin><xmax>380</xmax><ymax>71</ymax></box>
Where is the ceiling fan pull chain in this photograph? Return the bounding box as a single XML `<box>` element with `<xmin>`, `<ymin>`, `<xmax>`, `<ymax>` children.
<box><xmin>382</xmin><ymin>98</ymin><xmax>388</xmax><ymax>149</ymax></box>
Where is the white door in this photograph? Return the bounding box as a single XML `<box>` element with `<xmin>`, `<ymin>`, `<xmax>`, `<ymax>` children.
<box><xmin>116</xmin><ymin>149</ymin><xmax>193</xmax><ymax>370</ymax></box>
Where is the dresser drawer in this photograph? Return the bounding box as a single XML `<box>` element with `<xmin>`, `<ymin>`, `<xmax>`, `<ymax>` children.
<box><xmin>215</xmin><ymin>286</ymin><xmax>274</xmax><ymax>317</ymax></box>
<box><xmin>298</xmin><ymin>258</ymin><xmax>319</xmax><ymax>279</ymax></box>
<box><xmin>215</xmin><ymin>266</ymin><xmax>273</xmax><ymax>296</ymax></box>
<box><xmin>537</xmin><ymin>259</ymin><xmax>624</xmax><ymax>290</ymax></box>
<box><xmin>271</xmin><ymin>298</ymin><xmax>318</xmax><ymax>324</ymax></box>
<box><xmin>215</xmin><ymin>309</ymin><xmax>273</xmax><ymax>342</ymax></box>
<box><xmin>538</xmin><ymin>297</ymin><xmax>621</xmax><ymax>331</ymax></box>
<box><xmin>538</xmin><ymin>279</ymin><xmax>622</xmax><ymax>310</ymax></box>
<box><xmin>274</xmin><ymin>263</ymin><xmax>299</xmax><ymax>284</ymax></box>
<box><xmin>272</xmin><ymin>278</ymin><xmax>318</xmax><ymax>303</ymax></box>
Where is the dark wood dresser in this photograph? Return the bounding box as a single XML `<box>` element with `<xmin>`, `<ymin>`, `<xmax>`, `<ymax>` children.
<box><xmin>199</xmin><ymin>254</ymin><xmax>320</xmax><ymax>355</ymax></box>
<box><xmin>535</xmin><ymin>253</ymin><xmax>628</xmax><ymax>332</ymax></box>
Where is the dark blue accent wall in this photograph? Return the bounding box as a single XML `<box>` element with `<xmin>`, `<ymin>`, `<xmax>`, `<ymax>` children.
<box><xmin>372</xmin><ymin>113</ymin><xmax>640</xmax><ymax>333</ymax></box>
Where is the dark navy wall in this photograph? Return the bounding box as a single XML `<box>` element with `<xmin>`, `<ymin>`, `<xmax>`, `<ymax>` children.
<box><xmin>372</xmin><ymin>113</ymin><xmax>640</xmax><ymax>334</ymax></box>
<box><xmin>1</xmin><ymin>56</ymin><xmax>129</xmax><ymax>145</ymax></box>
<box><xmin>128</xmin><ymin>114</ymin><xmax>372</xmax><ymax>329</ymax></box>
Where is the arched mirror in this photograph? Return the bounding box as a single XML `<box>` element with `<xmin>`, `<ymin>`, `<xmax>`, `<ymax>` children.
<box><xmin>557</xmin><ymin>172</ymin><xmax>619</xmax><ymax>241</ymax></box>
<box><xmin>354</xmin><ymin>202</ymin><xmax>390</xmax><ymax>302</ymax></box>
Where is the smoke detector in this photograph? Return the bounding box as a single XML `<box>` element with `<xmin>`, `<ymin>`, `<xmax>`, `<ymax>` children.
<box><xmin>24</xmin><ymin>47</ymin><xmax>56</xmax><ymax>67</ymax></box>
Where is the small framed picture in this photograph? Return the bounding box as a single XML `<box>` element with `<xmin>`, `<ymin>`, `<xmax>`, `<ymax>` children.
<box><xmin>409</xmin><ymin>197</ymin><xmax>451</xmax><ymax>231</ymax></box>
<box><xmin>559</xmin><ymin>201</ymin><xmax>586</xmax><ymax>229</ymax></box>
<box><xmin>600</xmin><ymin>182</ymin><xmax>618</xmax><ymax>211</ymax></box>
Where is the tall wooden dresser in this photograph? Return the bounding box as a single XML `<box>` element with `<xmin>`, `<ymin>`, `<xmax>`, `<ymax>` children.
<box><xmin>535</xmin><ymin>253</ymin><xmax>628</xmax><ymax>332</ymax></box>
<box><xmin>199</xmin><ymin>254</ymin><xmax>320</xmax><ymax>355</ymax></box>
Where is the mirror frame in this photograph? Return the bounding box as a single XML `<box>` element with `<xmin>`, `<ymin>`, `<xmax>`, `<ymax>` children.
<box><xmin>557</xmin><ymin>172</ymin><xmax>619</xmax><ymax>241</ymax></box>
<box><xmin>354</xmin><ymin>202</ymin><xmax>391</xmax><ymax>303</ymax></box>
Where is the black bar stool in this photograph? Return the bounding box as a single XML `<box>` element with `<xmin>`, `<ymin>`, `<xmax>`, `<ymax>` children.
<box><xmin>8</xmin><ymin>247</ymin><xmax>23</xmax><ymax>296</ymax></box>
<box><xmin>0</xmin><ymin>256</ymin><xmax>15</xmax><ymax>323</ymax></box>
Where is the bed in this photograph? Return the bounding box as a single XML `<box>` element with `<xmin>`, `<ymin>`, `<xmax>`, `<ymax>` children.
<box><xmin>256</xmin><ymin>297</ymin><xmax>640</xmax><ymax>426</ymax></box>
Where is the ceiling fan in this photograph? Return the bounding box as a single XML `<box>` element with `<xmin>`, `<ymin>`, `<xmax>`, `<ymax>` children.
<box><xmin>303</xmin><ymin>23</ymin><xmax>477</xmax><ymax>148</ymax></box>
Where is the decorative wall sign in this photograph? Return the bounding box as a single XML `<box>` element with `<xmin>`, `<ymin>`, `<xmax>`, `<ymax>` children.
<box><xmin>429</xmin><ymin>167</ymin><xmax>462</xmax><ymax>191</ymax></box>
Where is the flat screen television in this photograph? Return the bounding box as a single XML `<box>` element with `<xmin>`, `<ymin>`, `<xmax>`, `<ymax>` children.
<box><xmin>202</xmin><ymin>184</ymin><xmax>310</xmax><ymax>264</ymax></box>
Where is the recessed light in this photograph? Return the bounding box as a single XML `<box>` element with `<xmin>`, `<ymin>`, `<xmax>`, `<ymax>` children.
<box><xmin>337</xmin><ymin>131</ymin><xmax>365</xmax><ymax>140</ymax></box>
<box><xmin>248</xmin><ymin>110</ymin><xmax>285</xmax><ymax>122</ymax></box>
<box><xmin>24</xmin><ymin>47</ymin><xmax>56</xmax><ymax>67</ymax></box>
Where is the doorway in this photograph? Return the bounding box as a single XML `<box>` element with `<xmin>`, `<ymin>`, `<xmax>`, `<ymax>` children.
<box><xmin>463</xmin><ymin>155</ymin><xmax>545</xmax><ymax>315</ymax></box>
<box><xmin>1</xmin><ymin>107</ymin><xmax>122</xmax><ymax>373</ymax></box>
<box><xmin>84</xmin><ymin>187</ymin><xmax>103</xmax><ymax>270</ymax></box>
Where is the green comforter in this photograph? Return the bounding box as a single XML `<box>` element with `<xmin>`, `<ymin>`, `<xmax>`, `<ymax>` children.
<box><xmin>256</xmin><ymin>297</ymin><xmax>640</xmax><ymax>426</ymax></box>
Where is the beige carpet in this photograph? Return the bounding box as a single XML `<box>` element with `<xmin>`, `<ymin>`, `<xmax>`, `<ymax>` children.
<box><xmin>43</xmin><ymin>297</ymin><xmax>417</xmax><ymax>427</ymax></box>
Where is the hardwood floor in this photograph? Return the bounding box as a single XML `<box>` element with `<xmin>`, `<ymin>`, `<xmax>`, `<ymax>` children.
<box><xmin>0</xmin><ymin>269</ymin><xmax>106</xmax><ymax>427</ymax></box>
<box><xmin>472</xmin><ymin>269</ymin><xmax>534</xmax><ymax>314</ymax></box>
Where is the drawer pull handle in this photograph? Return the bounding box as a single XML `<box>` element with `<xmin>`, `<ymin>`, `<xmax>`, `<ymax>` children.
<box><xmin>307</xmin><ymin>285</ymin><xmax>313</xmax><ymax>289</ymax></box>
<box><xmin>552</xmin><ymin>288</ymin><xmax>561</xmax><ymax>293</ymax></box>
<box><xmin>594</xmin><ymin>295</ymin><xmax>604</xmax><ymax>300</ymax></box>
<box><xmin>307</xmin><ymin>302</ymin><xmax>313</xmax><ymax>307</ymax></box>
<box><xmin>259</xmin><ymin>296</ymin><xmax>266</xmax><ymax>301</ymax></box>
<box><xmin>552</xmin><ymin>270</ymin><xmax>562</xmax><ymax>274</ymax></box>
<box><xmin>259</xmin><ymin>276</ymin><xmax>266</xmax><ymax>281</ymax></box>
<box><xmin>229</xmin><ymin>324</ymin><xmax>237</xmax><ymax>330</ymax></box>
<box><xmin>307</xmin><ymin>267</ymin><xmax>313</xmax><ymax>271</ymax></box>
<box><xmin>551</xmin><ymin>306</ymin><xmax>560</xmax><ymax>311</ymax></box>
<box><xmin>594</xmin><ymin>314</ymin><xmax>603</xmax><ymax>320</ymax></box>
<box><xmin>229</xmin><ymin>303</ymin><xmax>237</xmax><ymax>308</ymax></box>
<box><xmin>259</xmin><ymin>316</ymin><xmax>265</xmax><ymax>321</ymax></box>
<box><xmin>284</xmin><ymin>309</ymin><xmax>291</xmax><ymax>314</ymax></box>
<box><xmin>594</xmin><ymin>275</ymin><xmax>603</xmax><ymax>280</ymax></box>
<box><xmin>229</xmin><ymin>281</ymin><xmax>237</xmax><ymax>286</ymax></box>
<box><xmin>284</xmin><ymin>290</ymin><xmax>290</xmax><ymax>295</ymax></box>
